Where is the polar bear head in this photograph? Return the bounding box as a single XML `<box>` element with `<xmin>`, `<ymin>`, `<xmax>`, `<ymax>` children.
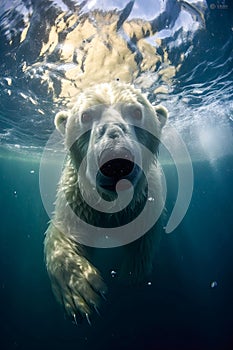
<box><xmin>55</xmin><ymin>82</ymin><xmax>167</xmax><ymax>196</ymax></box>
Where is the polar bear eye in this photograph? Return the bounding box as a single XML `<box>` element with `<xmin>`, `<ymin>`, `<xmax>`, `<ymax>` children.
<box><xmin>132</xmin><ymin>107</ymin><xmax>142</xmax><ymax>120</ymax></box>
<box><xmin>123</xmin><ymin>105</ymin><xmax>143</xmax><ymax>121</ymax></box>
<box><xmin>81</xmin><ymin>112</ymin><xmax>92</xmax><ymax>124</ymax></box>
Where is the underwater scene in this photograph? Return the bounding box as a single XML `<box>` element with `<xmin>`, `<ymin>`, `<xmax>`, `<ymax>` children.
<box><xmin>0</xmin><ymin>0</ymin><xmax>233</xmax><ymax>349</ymax></box>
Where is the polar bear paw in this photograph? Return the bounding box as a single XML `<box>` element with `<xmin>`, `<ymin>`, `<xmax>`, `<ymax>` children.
<box><xmin>48</xmin><ymin>252</ymin><xmax>107</xmax><ymax>324</ymax></box>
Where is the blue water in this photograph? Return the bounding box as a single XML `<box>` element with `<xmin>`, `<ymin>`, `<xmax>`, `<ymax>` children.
<box><xmin>0</xmin><ymin>1</ymin><xmax>233</xmax><ymax>349</ymax></box>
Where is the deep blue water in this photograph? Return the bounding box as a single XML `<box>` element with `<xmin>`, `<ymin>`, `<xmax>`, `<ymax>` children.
<box><xmin>0</xmin><ymin>154</ymin><xmax>233</xmax><ymax>350</ymax></box>
<box><xmin>0</xmin><ymin>1</ymin><xmax>233</xmax><ymax>349</ymax></box>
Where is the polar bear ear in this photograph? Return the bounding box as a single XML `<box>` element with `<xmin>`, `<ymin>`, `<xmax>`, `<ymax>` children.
<box><xmin>155</xmin><ymin>105</ymin><xmax>168</xmax><ymax>128</ymax></box>
<box><xmin>54</xmin><ymin>111</ymin><xmax>70</xmax><ymax>135</ymax></box>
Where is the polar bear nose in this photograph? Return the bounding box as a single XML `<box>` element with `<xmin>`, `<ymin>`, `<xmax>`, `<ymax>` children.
<box><xmin>100</xmin><ymin>123</ymin><xmax>127</xmax><ymax>139</ymax></box>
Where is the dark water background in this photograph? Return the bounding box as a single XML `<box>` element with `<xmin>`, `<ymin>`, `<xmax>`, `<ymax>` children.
<box><xmin>1</xmin><ymin>0</ymin><xmax>233</xmax><ymax>349</ymax></box>
<box><xmin>1</xmin><ymin>155</ymin><xmax>233</xmax><ymax>350</ymax></box>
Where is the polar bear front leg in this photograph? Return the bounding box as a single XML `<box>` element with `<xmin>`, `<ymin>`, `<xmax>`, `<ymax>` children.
<box><xmin>44</xmin><ymin>224</ymin><xmax>107</xmax><ymax>323</ymax></box>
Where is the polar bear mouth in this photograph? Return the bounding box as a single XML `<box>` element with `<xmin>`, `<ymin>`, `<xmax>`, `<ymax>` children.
<box><xmin>97</xmin><ymin>148</ymin><xmax>139</xmax><ymax>191</ymax></box>
<box><xmin>100</xmin><ymin>158</ymin><xmax>134</xmax><ymax>178</ymax></box>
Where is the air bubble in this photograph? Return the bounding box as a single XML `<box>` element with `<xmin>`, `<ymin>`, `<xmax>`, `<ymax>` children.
<box><xmin>147</xmin><ymin>281</ymin><xmax>152</xmax><ymax>286</ymax></box>
<box><xmin>148</xmin><ymin>197</ymin><xmax>155</xmax><ymax>202</ymax></box>
<box><xmin>110</xmin><ymin>270</ymin><xmax>117</xmax><ymax>278</ymax></box>
<box><xmin>210</xmin><ymin>281</ymin><xmax>218</xmax><ymax>288</ymax></box>
<box><xmin>30</xmin><ymin>170</ymin><xmax>35</xmax><ymax>174</ymax></box>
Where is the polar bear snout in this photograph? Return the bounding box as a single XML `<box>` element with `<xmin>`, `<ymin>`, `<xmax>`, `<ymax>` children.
<box><xmin>102</xmin><ymin>123</ymin><xmax>127</xmax><ymax>140</ymax></box>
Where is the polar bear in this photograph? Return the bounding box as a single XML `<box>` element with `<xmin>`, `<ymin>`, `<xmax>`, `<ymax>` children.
<box><xmin>44</xmin><ymin>82</ymin><xmax>167</xmax><ymax>324</ymax></box>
